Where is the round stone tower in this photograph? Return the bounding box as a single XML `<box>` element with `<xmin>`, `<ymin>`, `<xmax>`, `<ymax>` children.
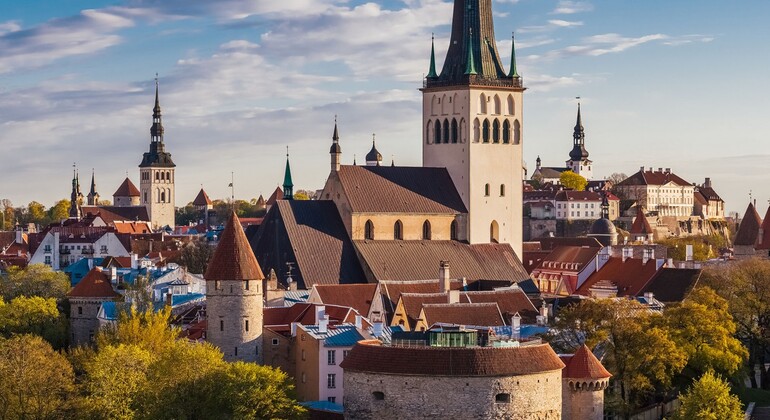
<box><xmin>205</xmin><ymin>211</ymin><xmax>264</xmax><ymax>363</ymax></box>
<box><xmin>561</xmin><ymin>345</ymin><xmax>612</xmax><ymax>420</ymax></box>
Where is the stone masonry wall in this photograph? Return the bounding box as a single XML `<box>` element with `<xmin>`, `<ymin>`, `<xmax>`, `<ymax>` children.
<box><xmin>343</xmin><ymin>369</ymin><xmax>562</xmax><ymax>420</ymax></box>
<box><xmin>206</xmin><ymin>279</ymin><xmax>263</xmax><ymax>363</ymax></box>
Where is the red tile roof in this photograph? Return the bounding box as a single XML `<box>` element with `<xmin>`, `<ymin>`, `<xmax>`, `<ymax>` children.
<box><xmin>340</xmin><ymin>341</ymin><xmax>565</xmax><ymax>376</ymax></box>
<box><xmin>630</xmin><ymin>207</ymin><xmax>653</xmax><ymax>235</ymax></box>
<box><xmin>266</xmin><ymin>187</ymin><xmax>283</xmax><ymax>206</ymax></box>
<box><xmin>67</xmin><ymin>268</ymin><xmax>120</xmax><ymax>299</ymax></box>
<box><xmin>575</xmin><ymin>256</ymin><xmax>661</xmax><ymax>297</ymax></box>
<box><xmin>616</xmin><ymin>169</ymin><xmax>691</xmax><ymax>187</ymax></box>
<box><xmin>113</xmin><ymin>221</ymin><xmax>152</xmax><ymax>234</ymax></box>
<box><xmin>463</xmin><ymin>289</ymin><xmax>538</xmax><ymax>323</ymax></box>
<box><xmin>205</xmin><ymin>212</ymin><xmax>264</xmax><ymax>281</ymax></box>
<box><xmin>81</xmin><ymin>206</ymin><xmax>150</xmax><ymax>224</ymax></box>
<box><xmin>113</xmin><ymin>177</ymin><xmax>140</xmax><ymax>197</ymax></box>
<box><xmin>757</xmin><ymin>206</ymin><xmax>770</xmax><ymax>250</ymax></box>
<box><xmin>554</xmin><ymin>191</ymin><xmax>619</xmax><ymax>202</ymax></box>
<box><xmin>398</xmin><ymin>293</ymin><xmax>449</xmax><ymax>328</ymax></box>
<box><xmin>734</xmin><ymin>202</ymin><xmax>762</xmax><ymax>246</ymax></box>
<box><xmin>313</xmin><ymin>284</ymin><xmax>378</xmax><ymax>317</ymax></box>
<box><xmin>192</xmin><ymin>189</ymin><xmax>212</xmax><ymax>206</ymax></box>
<box><xmin>533</xmin><ymin>246</ymin><xmax>599</xmax><ymax>274</ymax></box>
<box><xmin>420</xmin><ymin>302</ymin><xmax>505</xmax><ymax>327</ymax></box>
<box><xmin>561</xmin><ymin>345</ymin><xmax>611</xmax><ymax>379</ymax></box>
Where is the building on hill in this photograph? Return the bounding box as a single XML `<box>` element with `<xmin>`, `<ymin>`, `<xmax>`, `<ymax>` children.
<box><xmin>139</xmin><ymin>79</ymin><xmax>176</xmax><ymax>230</ymax></box>
<box><xmin>615</xmin><ymin>167</ymin><xmax>694</xmax><ymax>218</ymax></box>
<box><xmin>67</xmin><ymin>267</ymin><xmax>121</xmax><ymax>346</ymax></box>
<box><xmin>693</xmin><ymin>178</ymin><xmax>725</xmax><ymax>220</ymax></box>
<box><xmin>204</xmin><ymin>211</ymin><xmax>264</xmax><ymax>362</ymax></box>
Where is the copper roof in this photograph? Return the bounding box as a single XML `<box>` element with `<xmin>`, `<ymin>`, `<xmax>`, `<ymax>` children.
<box><xmin>420</xmin><ymin>302</ymin><xmax>505</xmax><ymax>327</ymax></box>
<box><xmin>616</xmin><ymin>169</ymin><xmax>691</xmax><ymax>187</ymax></box>
<box><xmin>575</xmin><ymin>256</ymin><xmax>661</xmax><ymax>297</ymax></box>
<box><xmin>336</xmin><ymin>165</ymin><xmax>466</xmax><ymax>214</ymax></box>
<box><xmin>354</xmin><ymin>240</ymin><xmax>528</xmax><ymax>282</ymax></box>
<box><xmin>192</xmin><ymin>189</ymin><xmax>212</xmax><ymax>206</ymax></box>
<box><xmin>734</xmin><ymin>202</ymin><xmax>762</xmax><ymax>246</ymax></box>
<box><xmin>630</xmin><ymin>207</ymin><xmax>653</xmax><ymax>235</ymax></box>
<box><xmin>67</xmin><ymin>268</ymin><xmax>120</xmax><ymax>299</ymax></box>
<box><xmin>561</xmin><ymin>345</ymin><xmax>612</xmax><ymax>379</ymax></box>
<box><xmin>205</xmin><ymin>212</ymin><xmax>264</xmax><ymax>281</ymax></box>
<box><xmin>340</xmin><ymin>341</ymin><xmax>565</xmax><ymax>376</ymax></box>
<box><xmin>113</xmin><ymin>178</ymin><xmax>140</xmax><ymax>197</ymax></box>
<box><xmin>313</xmin><ymin>284</ymin><xmax>378</xmax><ymax>317</ymax></box>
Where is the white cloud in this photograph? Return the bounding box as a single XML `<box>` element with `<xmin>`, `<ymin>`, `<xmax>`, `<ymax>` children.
<box><xmin>518</xmin><ymin>19</ymin><xmax>583</xmax><ymax>33</ymax></box>
<box><xmin>551</xmin><ymin>1</ymin><xmax>594</xmax><ymax>15</ymax></box>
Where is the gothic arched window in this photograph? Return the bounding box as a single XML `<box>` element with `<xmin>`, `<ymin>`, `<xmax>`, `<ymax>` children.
<box><xmin>365</xmin><ymin>220</ymin><xmax>374</xmax><ymax>240</ymax></box>
<box><xmin>450</xmin><ymin>220</ymin><xmax>458</xmax><ymax>240</ymax></box>
<box><xmin>473</xmin><ymin>118</ymin><xmax>480</xmax><ymax>143</ymax></box>
<box><xmin>434</xmin><ymin>120</ymin><xmax>442</xmax><ymax>144</ymax></box>
<box><xmin>502</xmin><ymin>120</ymin><xmax>511</xmax><ymax>144</ymax></box>
<box><xmin>422</xmin><ymin>220</ymin><xmax>432</xmax><ymax>240</ymax></box>
<box><xmin>506</xmin><ymin>95</ymin><xmax>514</xmax><ymax>115</ymax></box>
<box><xmin>394</xmin><ymin>220</ymin><xmax>403</xmax><ymax>240</ymax></box>
<box><xmin>451</xmin><ymin>119</ymin><xmax>458</xmax><ymax>144</ymax></box>
<box><xmin>479</xmin><ymin>93</ymin><xmax>487</xmax><ymax>114</ymax></box>
<box><xmin>492</xmin><ymin>119</ymin><xmax>500</xmax><ymax>143</ymax></box>
<box><xmin>443</xmin><ymin>119</ymin><xmax>450</xmax><ymax>143</ymax></box>
<box><xmin>490</xmin><ymin>220</ymin><xmax>499</xmax><ymax>243</ymax></box>
<box><xmin>482</xmin><ymin>119</ymin><xmax>490</xmax><ymax>143</ymax></box>
<box><xmin>513</xmin><ymin>120</ymin><xmax>521</xmax><ymax>145</ymax></box>
<box><xmin>493</xmin><ymin>95</ymin><xmax>501</xmax><ymax>115</ymax></box>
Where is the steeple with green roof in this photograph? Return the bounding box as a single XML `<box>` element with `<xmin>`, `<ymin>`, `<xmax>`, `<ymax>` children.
<box><xmin>508</xmin><ymin>33</ymin><xmax>519</xmax><ymax>78</ymax></box>
<box><xmin>427</xmin><ymin>34</ymin><xmax>438</xmax><ymax>79</ymax></box>
<box><xmin>464</xmin><ymin>29</ymin><xmax>478</xmax><ymax>76</ymax></box>
<box><xmin>283</xmin><ymin>148</ymin><xmax>294</xmax><ymax>200</ymax></box>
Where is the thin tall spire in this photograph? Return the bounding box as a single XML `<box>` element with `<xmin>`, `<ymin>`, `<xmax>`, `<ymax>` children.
<box><xmin>508</xmin><ymin>32</ymin><xmax>519</xmax><ymax>78</ymax></box>
<box><xmin>150</xmin><ymin>73</ymin><xmax>164</xmax><ymax>144</ymax></box>
<box><xmin>464</xmin><ymin>29</ymin><xmax>478</xmax><ymax>76</ymax></box>
<box><xmin>427</xmin><ymin>33</ymin><xmax>438</xmax><ymax>79</ymax></box>
<box><xmin>283</xmin><ymin>147</ymin><xmax>294</xmax><ymax>200</ymax></box>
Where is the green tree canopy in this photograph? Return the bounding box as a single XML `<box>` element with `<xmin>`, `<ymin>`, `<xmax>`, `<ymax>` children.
<box><xmin>48</xmin><ymin>199</ymin><xmax>70</xmax><ymax>223</ymax></box>
<box><xmin>0</xmin><ymin>263</ymin><xmax>71</xmax><ymax>300</ymax></box>
<box><xmin>0</xmin><ymin>334</ymin><xmax>76</xmax><ymax>419</ymax></box>
<box><xmin>559</xmin><ymin>170</ymin><xmax>587</xmax><ymax>191</ymax></box>
<box><xmin>670</xmin><ymin>370</ymin><xmax>743</xmax><ymax>420</ymax></box>
<box><xmin>0</xmin><ymin>296</ymin><xmax>68</xmax><ymax>348</ymax></box>
<box><xmin>175</xmin><ymin>240</ymin><xmax>215</xmax><ymax>275</ymax></box>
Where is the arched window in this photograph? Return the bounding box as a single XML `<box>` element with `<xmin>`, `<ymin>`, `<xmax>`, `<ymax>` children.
<box><xmin>478</xmin><ymin>93</ymin><xmax>485</xmax><ymax>113</ymax></box>
<box><xmin>482</xmin><ymin>119</ymin><xmax>490</xmax><ymax>143</ymax></box>
<box><xmin>460</xmin><ymin>118</ymin><xmax>467</xmax><ymax>143</ymax></box>
<box><xmin>160</xmin><ymin>190</ymin><xmax>166</xmax><ymax>203</ymax></box>
<box><xmin>441</xmin><ymin>94</ymin><xmax>448</xmax><ymax>115</ymax></box>
<box><xmin>453</xmin><ymin>93</ymin><xmax>459</xmax><ymax>114</ymax></box>
<box><xmin>155</xmin><ymin>172</ymin><xmax>159</xmax><ymax>181</ymax></box>
<box><xmin>492</xmin><ymin>119</ymin><xmax>500</xmax><ymax>143</ymax></box>
<box><xmin>500</xmin><ymin>184</ymin><xmax>505</xmax><ymax>197</ymax></box>
<box><xmin>451</xmin><ymin>119</ymin><xmax>458</xmax><ymax>143</ymax></box>
<box><xmin>506</xmin><ymin>95</ymin><xmax>514</xmax><ymax>115</ymax></box>
<box><xmin>473</xmin><ymin>118</ymin><xmax>480</xmax><ymax>143</ymax></box>
<box><xmin>394</xmin><ymin>220</ymin><xmax>403</xmax><ymax>240</ymax></box>
<box><xmin>493</xmin><ymin>95</ymin><xmax>501</xmax><ymax>115</ymax></box>
<box><xmin>502</xmin><ymin>120</ymin><xmax>511</xmax><ymax>144</ymax></box>
<box><xmin>365</xmin><ymin>220</ymin><xmax>374</xmax><ymax>240</ymax></box>
<box><xmin>490</xmin><ymin>221</ymin><xmax>499</xmax><ymax>243</ymax></box>
<box><xmin>443</xmin><ymin>119</ymin><xmax>450</xmax><ymax>143</ymax></box>
<box><xmin>167</xmin><ymin>171</ymin><xmax>171</xmax><ymax>181</ymax></box>
<box><xmin>434</xmin><ymin>120</ymin><xmax>442</xmax><ymax>144</ymax></box>
<box><xmin>422</xmin><ymin>220</ymin><xmax>432</xmax><ymax>240</ymax></box>
<box><xmin>450</xmin><ymin>220</ymin><xmax>458</xmax><ymax>240</ymax></box>
<box><xmin>513</xmin><ymin>120</ymin><xmax>521</xmax><ymax>145</ymax></box>
<box><xmin>426</xmin><ymin>120</ymin><xmax>433</xmax><ymax>144</ymax></box>
<box><xmin>484</xmin><ymin>184</ymin><xmax>490</xmax><ymax>197</ymax></box>
<box><xmin>431</xmin><ymin>96</ymin><xmax>438</xmax><ymax>116</ymax></box>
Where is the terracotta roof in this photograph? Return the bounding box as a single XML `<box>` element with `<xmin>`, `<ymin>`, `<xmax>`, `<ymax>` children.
<box><xmin>113</xmin><ymin>221</ymin><xmax>152</xmax><ymax>234</ymax></box>
<box><xmin>82</xmin><ymin>206</ymin><xmax>150</xmax><ymax>224</ymax></box>
<box><xmin>576</xmin><ymin>256</ymin><xmax>661</xmax><ymax>297</ymax></box>
<box><xmin>205</xmin><ymin>212</ymin><xmax>264</xmax><ymax>281</ymax></box>
<box><xmin>263</xmin><ymin>303</ymin><xmax>356</xmax><ymax>331</ymax></box>
<box><xmin>113</xmin><ymin>178</ymin><xmax>140</xmax><ymax>197</ymax></box>
<box><xmin>266</xmin><ymin>187</ymin><xmax>283</xmax><ymax>206</ymax></box>
<box><xmin>67</xmin><ymin>268</ymin><xmax>120</xmax><ymax>299</ymax></box>
<box><xmin>555</xmin><ymin>191</ymin><xmax>618</xmax><ymax>202</ymax></box>
<box><xmin>380</xmin><ymin>280</ymin><xmax>462</xmax><ymax>315</ymax></box>
<box><xmin>630</xmin><ymin>207</ymin><xmax>653</xmax><ymax>235</ymax></box>
<box><xmin>616</xmin><ymin>169</ymin><xmax>691</xmax><ymax>187</ymax></box>
<box><xmin>533</xmin><ymin>246</ymin><xmax>600</xmax><ymax>274</ymax></box>
<box><xmin>561</xmin><ymin>345</ymin><xmax>612</xmax><ymax>379</ymax></box>
<box><xmin>734</xmin><ymin>202</ymin><xmax>762</xmax><ymax>246</ymax></box>
<box><xmin>354</xmin><ymin>240</ymin><xmax>529</xmax><ymax>283</ymax></box>
<box><xmin>398</xmin><ymin>293</ymin><xmax>449</xmax><ymax>328</ymax></box>
<box><xmin>340</xmin><ymin>341</ymin><xmax>565</xmax><ymax>376</ymax></box>
<box><xmin>420</xmin><ymin>302</ymin><xmax>505</xmax><ymax>327</ymax></box>
<box><xmin>641</xmin><ymin>268</ymin><xmax>701</xmax><ymax>303</ymax></box>
<box><xmin>463</xmin><ymin>289</ymin><xmax>538</xmax><ymax>323</ymax></box>
<box><xmin>250</xmin><ymin>200</ymin><xmax>367</xmax><ymax>289</ymax></box>
<box><xmin>336</xmin><ymin>165</ymin><xmax>466</xmax><ymax>214</ymax></box>
<box><xmin>757</xmin><ymin>206</ymin><xmax>770</xmax><ymax>250</ymax></box>
<box><xmin>693</xmin><ymin>191</ymin><xmax>708</xmax><ymax>205</ymax></box>
<box><xmin>312</xmin><ymin>284</ymin><xmax>378</xmax><ymax>317</ymax></box>
<box><xmin>192</xmin><ymin>189</ymin><xmax>212</xmax><ymax>206</ymax></box>
<box><xmin>537</xmin><ymin>237</ymin><xmax>602</xmax><ymax>251</ymax></box>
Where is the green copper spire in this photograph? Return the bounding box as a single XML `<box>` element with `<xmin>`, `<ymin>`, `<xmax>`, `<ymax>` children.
<box><xmin>427</xmin><ymin>34</ymin><xmax>438</xmax><ymax>79</ymax></box>
<box><xmin>283</xmin><ymin>147</ymin><xmax>294</xmax><ymax>200</ymax></box>
<box><xmin>508</xmin><ymin>33</ymin><xmax>519</xmax><ymax>78</ymax></box>
<box><xmin>464</xmin><ymin>29</ymin><xmax>477</xmax><ymax>76</ymax></box>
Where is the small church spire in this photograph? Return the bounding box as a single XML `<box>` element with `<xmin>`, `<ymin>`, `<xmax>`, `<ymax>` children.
<box><xmin>87</xmin><ymin>169</ymin><xmax>100</xmax><ymax>206</ymax></box>
<box><xmin>569</xmin><ymin>101</ymin><xmax>588</xmax><ymax>161</ymax></box>
<box><xmin>283</xmin><ymin>147</ymin><xmax>294</xmax><ymax>200</ymax></box>
<box><xmin>366</xmin><ymin>134</ymin><xmax>383</xmax><ymax>166</ymax></box>
<box><xmin>427</xmin><ymin>33</ymin><xmax>438</xmax><ymax>79</ymax></box>
<box><xmin>69</xmin><ymin>164</ymin><xmax>82</xmax><ymax>219</ymax></box>
<box><xmin>150</xmin><ymin>74</ymin><xmax>164</xmax><ymax>144</ymax></box>
<box><xmin>330</xmin><ymin>116</ymin><xmax>342</xmax><ymax>172</ymax></box>
<box><xmin>508</xmin><ymin>32</ymin><xmax>519</xmax><ymax>78</ymax></box>
<box><xmin>464</xmin><ymin>29</ymin><xmax>478</xmax><ymax>76</ymax></box>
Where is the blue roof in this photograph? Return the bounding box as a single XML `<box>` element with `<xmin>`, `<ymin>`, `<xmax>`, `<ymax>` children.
<box><xmin>172</xmin><ymin>293</ymin><xmax>205</xmax><ymax>307</ymax></box>
<box><xmin>324</xmin><ymin>327</ymin><xmax>365</xmax><ymax>347</ymax></box>
<box><xmin>64</xmin><ymin>258</ymin><xmax>104</xmax><ymax>286</ymax></box>
<box><xmin>283</xmin><ymin>291</ymin><xmax>309</xmax><ymax>306</ymax></box>
<box><xmin>491</xmin><ymin>325</ymin><xmax>549</xmax><ymax>339</ymax></box>
<box><xmin>300</xmin><ymin>401</ymin><xmax>343</xmax><ymax>413</ymax></box>
<box><xmin>99</xmin><ymin>301</ymin><xmax>131</xmax><ymax>321</ymax></box>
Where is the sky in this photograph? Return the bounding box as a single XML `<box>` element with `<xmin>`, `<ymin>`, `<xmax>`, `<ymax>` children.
<box><xmin>1</xmin><ymin>0</ymin><xmax>769</xmax><ymax>216</ymax></box>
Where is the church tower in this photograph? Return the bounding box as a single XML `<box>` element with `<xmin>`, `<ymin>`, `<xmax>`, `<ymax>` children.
<box><xmin>422</xmin><ymin>0</ymin><xmax>524</xmax><ymax>257</ymax></box>
<box><xmin>139</xmin><ymin>78</ymin><xmax>176</xmax><ymax>229</ymax></box>
<box><xmin>87</xmin><ymin>170</ymin><xmax>100</xmax><ymax>206</ymax></box>
<box><xmin>68</xmin><ymin>168</ymin><xmax>83</xmax><ymax>220</ymax></box>
<box><xmin>283</xmin><ymin>151</ymin><xmax>294</xmax><ymax>200</ymax></box>
<box><xmin>566</xmin><ymin>103</ymin><xmax>592</xmax><ymax>180</ymax></box>
<box><xmin>205</xmin><ymin>211</ymin><xmax>265</xmax><ymax>363</ymax></box>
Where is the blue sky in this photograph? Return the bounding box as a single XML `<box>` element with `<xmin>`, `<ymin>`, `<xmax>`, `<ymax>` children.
<box><xmin>1</xmin><ymin>0</ymin><xmax>768</xmax><ymax>216</ymax></box>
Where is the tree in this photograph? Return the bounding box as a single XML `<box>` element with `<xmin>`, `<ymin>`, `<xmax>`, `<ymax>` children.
<box><xmin>0</xmin><ymin>263</ymin><xmax>71</xmax><ymax>300</ymax></box>
<box><xmin>294</xmin><ymin>189</ymin><xmax>315</xmax><ymax>201</ymax></box>
<box><xmin>96</xmin><ymin>307</ymin><xmax>179</xmax><ymax>354</ymax></box>
<box><xmin>0</xmin><ymin>296</ymin><xmax>68</xmax><ymax>349</ymax></box>
<box><xmin>176</xmin><ymin>240</ymin><xmax>215</xmax><ymax>274</ymax></box>
<box><xmin>0</xmin><ymin>335</ymin><xmax>76</xmax><ymax>419</ymax></box>
<box><xmin>0</xmin><ymin>199</ymin><xmax>14</xmax><ymax>230</ymax></box>
<box><xmin>660</xmin><ymin>287</ymin><xmax>747</xmax><ymax>379</ymax></box>
<box><xmin>670</xmin><ymin>370</ymin><xmax>743</xmax><ymax>420</ymax></box>
<box><xmin>48</xmin><ymin>199</ymin><xmax>70</xmax><ymax>223</ymax></box>
<box><xmin>559</xmin><ymin>170</ymin><xmax>587</xmax><ymax>191</ymax></box>
<box><xmin>27</xmin><ymin>201</ymin><xmax>48</xmax><ymax>226</ymax></box>
<box><xmin>657</xmin><ymin>236</ymin><xmax>722</xmax><ymax>261</ymax></box>
<box><xmin>608</xmin><ymin>172</ymin><xmax>629</xmax><ymax>199</ymax></box>
<box><xmin>701</xmin><ymin>259</ymin><xmax>770</xmax><ymax>389</ymax></box>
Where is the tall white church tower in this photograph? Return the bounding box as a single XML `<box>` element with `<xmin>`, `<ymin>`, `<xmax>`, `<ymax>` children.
<box><xmin>566</xmin><ymin>103</ymin><xmax>593</xmax><ymax>180</ymax></box>
<box><xmin>422</xmin><ymin>0</ymin><xmax>524</xmax><ymax>257</ymax></box>
<box><xmin>139</xmin><ymin>79</ymin><xmax>176</xmax><ymax>230</ymax></box>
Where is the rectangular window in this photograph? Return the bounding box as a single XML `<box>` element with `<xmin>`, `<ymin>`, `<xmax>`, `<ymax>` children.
<box><xmin>78</xmin><ymin>306</ymin><xmax>83</xmax><ymax>315</ymax></box>
<box><xmin>245</xmin><ymin>320</ymin><xmax>249</xmax><ymax>332</ymax></box>
<box><xmin>245</xmin><ymin>280</ymin><xmax>249</xmax><ymax>291</ymax></box>
<box><xmin>328</xmin><ymin>350</ymin><xmax>336</xmax><ymax>365</ymax></box>
<box><xmin>272</xmin><ymin>338</ymin><xmax>279</xmax><ymax>346</ymax></box>
<box><xmin>234</xmin><ymin>347</ymin><xmax>238</xmax><ymax>356</ymax></box>
<box><xmin>327</xmin><ymin>397</ymin><xmax>336</xmax><ymax>403</ymax></box>
<box><xmin>327</xmin><ymin>374</ymin><xmax>336</xmax><ymax>389</ymax></box>
<box><xmin>343</xmin><ymin>350</ymin><xmax>350</xmax><ymax>359</ymax></box>
<box><xmin>220</xmin><ymin>320</ymin><xmax>224</xmax><ymax>331</ymax></box>
<box><xmin>44</xmin><ymin>256</ymin><xmax>51</xmax><ymax>265</ymax></box>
